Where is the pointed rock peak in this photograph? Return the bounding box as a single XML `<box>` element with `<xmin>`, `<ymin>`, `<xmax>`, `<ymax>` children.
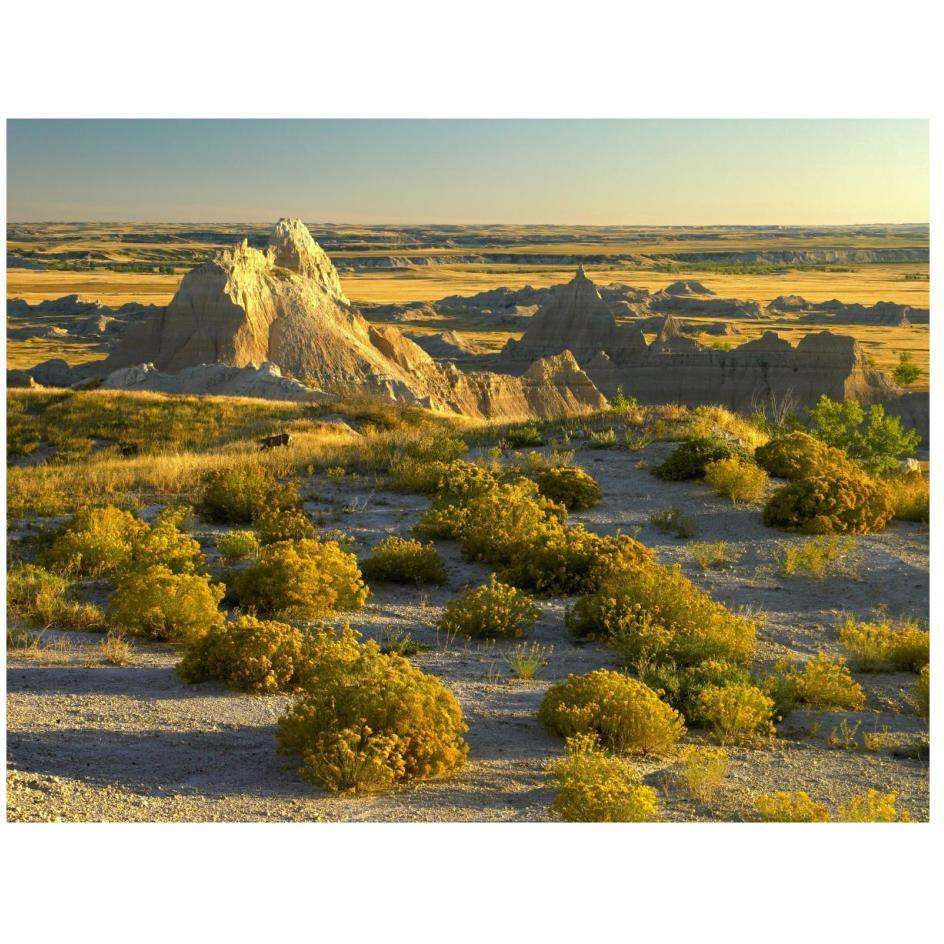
<box><xmin>267</xmin><ymin>217</ymin><xmax>348</xmax><ymax>301</ymax></box>
<box><xmin>655</xmin><ymin>314</ymin><xmax>683</xmax><ymax>342</ymax></box>
<box><xmin>573</xmin><ymin>265</ymin><xmax>589</xmax><ymax>282</ymax></box>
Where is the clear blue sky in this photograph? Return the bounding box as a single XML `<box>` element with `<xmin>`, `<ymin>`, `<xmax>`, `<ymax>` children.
<box><xmin>6</xmin><ymin>119</ymin><xmax>928</xmax><ymax>224</ymax></box>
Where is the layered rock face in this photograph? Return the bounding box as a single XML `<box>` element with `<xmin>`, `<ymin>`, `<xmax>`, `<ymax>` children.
<box><xmin>769</xmin><ymin>295</ymin><xmax>928</xmax><ymax>326</ymax></box>
<box><xmin>498</xmin><ymin>266</ymin><xmax>915</xmax><ymax>426</ymax></box>
<box><xmin>94</xmin><ymin>220</ymin><xmax>606</xmax><ymax>421</ymax></box>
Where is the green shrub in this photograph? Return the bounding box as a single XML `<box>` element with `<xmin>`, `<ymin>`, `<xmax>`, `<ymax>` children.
<box><xmin>538</xmin><ymin>670</ymin><xmax>685</xmax><ymax>755</ymax></box>
<box><xmin>587</xmin><ymin>428</ymin><xmax>618</xmax><ymax>449</ymax></box>
<box><xmin>763</xmin><ymin>469</ymin><xmax>894</xmax><ymax>534</ymax></box>
<box><xmin>755</xmin><ymin>791</ymin><xmax>830</xmax><ymax>822</ymax></box>
<box><xmin>567</xmin><ymin>563</ymin><xmax>757</xmax><ymax>667</ymax></box>
<box><xmin>177</xmin><ymin>615</ymin><xmax>308</xmax><ymax>693</ymax></box>
<box><xmin>215</xmin><ymin>529</ymin><xmax>260</xmax><ymax>562</ymax></box>
<box><xmin>232</xmin><ymin>538</ymin><xmax>368</xmax><ymax>618</ymax></box>
<box><xmin>277</xmin><ymin>639</ymin><xmax>468</xmax><ymax>793</ymax></box>
<box><xmin>546</xmin><ymin>734</ymin><xmax>660</xmax><ymax>822</ymax></box>
<box><xmin>652</xmin><ymin>437</ymin><xmax>747</xmax><ymax>481</ymax></box>
<box><xmin>41</xmin><ymin>505</ymin><xmax>148</xmax><ymax>577</ymax></box>
<box><xmin>254</xmin><ymin>504</ymin><xmax>317</xmax><ymax>544</ymax></box>
<box><xmin>6</xmin><ymin>563</ymin><xmax>106</xmax><ymax>631</ymax></box>
<box><xmin>776</xmin><ymin>535</ymin><xmax>856</xmax><ymax>579</ymax></box>
<box><xmin>505</xmin><ymin>424</ymin><xmax>545</xmax><ymax>448</ymax></box>
<box><xmin>197</xmin><ymin>465</ymin><xmax>300</xmax><ymax>524</ymax></box>
<box><xmin>838</xmin><ymin>614</ymin><xmax>929</xmax><ymax>672</ymax></box>
<box><xmin>642</xmin><ymin>659</ymin><xmax>751</xmax><ymax>721</ymax></box>
<box><xmin>534</xmin><ymin>466</ymin><xmax>602</xmax><ymax>511</ymax></box>
<box><xmin>108</xmin><ymin>565</ymin><xmax>224</xmax><ymax>641</ymax></box>
<box><xmin>704</xmin><ymin>458</ymin><xmax>768</xmax><ymax>504</ymax></box>
<box><xmin>437</xmin><ymin>576</ymin><xmax>540</xmax><ymax>639</ymax></box>
<box><xmin>360</xmin><ymin>536</ymin><xmax>448</xmax><ymax>585</ymax></box>
<box><xmin>914</xmin><ymin>665</ymin><xmax>929</xmax><ymax>718</ymax></box>
<box><xmin>695</xmin><ymin>683</ymin><xmax>775</xmax><ymax>745</ymax></box>
<box><xmin>807</xmin><ymin>395</ymin><xmax>921</xmax><ymax>476</ymax></box>
<box><xmin>649</xmin><ymin>507</ymin><xmax>696</xmax><ymax>539</ymax></box>
<box><xmin>893</xmin><ymin>352</ymin><xmax>921</xmax><ymax>386</ymax></box>
<box><xmin>754</xmin><ymin>432</ymin><xmax>847</xmax><ymax>480</ymax></box>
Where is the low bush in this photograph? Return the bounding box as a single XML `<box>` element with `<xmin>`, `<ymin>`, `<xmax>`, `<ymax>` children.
<box><xmin>504</xmin><ymin>641</ymin><xmax>553</xmax><ymax>680</ymax></box>
<box><xmin>649</xmin><ymin>507</ymin><xmax>696</xmax><ymax>539</ymax></box>
<box><xmin>6</xmin><ymin>563</ymin><xmax>106</xmax><ymax>631</ymax></box>
<box><xmin>131</xmin><ymin>519</ymin><xmax>204</xmax><ymax>574</ymax></box>
<box><xmin>533</xmin><ymin>466</ymin><xmax>602</xmax><ymax>511</ymax></box>
<box><xmin>197</xmin><ymin>465</ymin><xmax>300</xmax><ymax>524</ymax></box>
<box><xmin>678</xmin><ymin>745</ymin><xmax>729</xmax><ymax>804</ymax></box>
<box><xmin>886</xmin><ymin>471</ymin><xmax>929</xmax><ymax>523</ymax></box>
<box><xmin>108</xmin><ymin>565</ymin><xmax>225</xmax><ymax>642</ymax></box>
<box><xmin>766</xmin><ymin>654</ymin><xmax>866</xmax><ymax>712</ymax></box>
<box><xmin>232</xmin><ymin>538</ymin><xmax>368</xmax><ymax>618</ymax></box>
<box><xmin>642</xmin><ymin>659</ymin><xmax>751</xmax><ymax>721</ymax></box>
<box><xmin>567</xmin><ymin>564</ymin><xmax>757</xmax><ymax>668</ymax></box>
<box><xmin>505</xmin><ymin>424</ymin><xmax>545</xmax><ymax>448</ymax></box>
<box><xmin>914</xmin><ymin>665</ymin><xmax>929</xmax><ymax>718</ymax></box>
<box><xmin>703</xmin><ymin>458</ymin><xmax>768</xmax><ymax>505</ymax></box>
<box><xmin>690</xmin><ymin>541</ymin><xmax>731</xmax><ymax>571</ymax></box>
<box><xmin>587</xmin><ymin>428</ymin><xmax>618</xmax><ymax>449</ymax></box>
<box><xmin>755</xmin><ymin>791</ymin><xmax>830</xmax><ymax>822</ymax></box>
<box><xmin>215</xmin><ymin>529</ymin><xmax>260</xmax><ymax>562</ymax></box>
<box><xmin>837</xmin><ymin>790</ymin><xmax>912</xmax><ymax>823</ymax></box>
<box><xmin>652</xmin><ymin>437</ymin><xmax>747</xmax><ymax>481</ymax></box>
<box><xmin>437</xmin><ymin>576</ymin><xmax>540</xmax><ymax>639</ymax></box>
<box><xmin>695</xmin><ymin>683</ymin><xmax>776</xmax><ymax>746</ymax></box>
<box><xmin>838</xmin><ymin>614</ymin><xmax>929</xmax><ymax>672</ymax></box>
<box><xmin>277</xmin><ymin>638</ymin><xmax>468</xmax><ymax>793</ymax></box>
<box><xmin>546</xmin><ymin>734</ymin><xmax>660</xmax><ymax>822</ymax></box>
<box><xmin>360</xmin><ymin>536</ymin><xmax>448</xmax><ymax>585</ymax></box>
<box><xmin>41</xmin><ymin>505</ymin><xmax>148</xmax><ymax>577</ymax></box>
<box><xmin>177</xmin><ymin>615</ymin><xmax>309</xmax><ymax>693</ymax></box>
<box><xmin>776</xmin><ymin>535</ymin><xmax>855</xmax><ymax>579</ymax></box>
<box><xmin>254</xmin><ymin>505</ymin><xmax>317</xmax><ymax>544</ymax></box>
<box><xmin>538</xmin><ymin>670</ymin><xmax>685</xmax><ymax>755</ymax></box>
<box><xmin>754</xmin><ymin>432</ymin><xmax>847</xmax><ymax>480</ymax></box>
<box><xmin>763</xmin><ymin>468</ymin><xmax>893</xmax><ymax>534</ymax></box>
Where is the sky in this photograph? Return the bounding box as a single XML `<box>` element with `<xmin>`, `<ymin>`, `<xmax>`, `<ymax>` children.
<box><xmin>5</xmin><ymin>119</ymin><xmax>928</xmax><ymax>225</ymax></box>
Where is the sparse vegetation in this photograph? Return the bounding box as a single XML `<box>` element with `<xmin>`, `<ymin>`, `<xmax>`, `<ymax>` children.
<box><xmin>776</xmin><ymin>535</ymin><xmax>856</xmax><ymax>579</ymax></box>
<box><xmin>438</xmin><ymin>576</ymin><xmax>540</xmax><ymax>639</ymax></box>
<box><xmin>678</xmin><ymin>745</ymin><xmax>729</xmax><ymax>804</ymax></box>
<box><xmin>893</xmin><ymin>351</ymin><xmax>921</xmax><ymax>386</ymax></box>
<box><xmin>538</xmin><ymin>670</ymin><xmax>685</xmax><ymax>755</ymax></box>
<box><xmin>649</xmin><ymin>507</ymin><xmax>696</xmax><ymax>539</ymax></box>
<box><xmin>690</xmin><ymin>541</ymin><xmax>732</xmax><ymax>570</ymax></box>
<box><xmin>837</xmin><ymin>790</ymin><xmax>912</xmax><ymax>823</ymax></box>
<box><xmin>546</xmin><ymin>734</ymin><xmax>660</xmax><ymax>822</ymax></box>
<box><xmin>360</xmin><ymin>536</ymin><xmax>448</xmax><ymax>585</ymax></box>
<box><xmin>587</xmin><ymin>428</ymin><xmax>618</xmax><ymax>449</ymax></box>
<box><xmin>913</xmin><ymin>666</ymin><xmax>929</xmax><ymax>718</ymax></box>
<box><xmin>755</xmin><ymin>791</ymin><xmax>830</xmax><ymax>822</ymax></box>
<box><xmin>504</xmin><ymin>641</ymin><xmax>553</xmax><ymax>680</ymax></box>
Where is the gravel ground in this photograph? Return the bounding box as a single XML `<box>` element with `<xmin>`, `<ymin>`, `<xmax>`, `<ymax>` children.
<box><xmin>6</xmin><ymin>442</ymin><xmax>930</xmax><ymax>822</ymax></box>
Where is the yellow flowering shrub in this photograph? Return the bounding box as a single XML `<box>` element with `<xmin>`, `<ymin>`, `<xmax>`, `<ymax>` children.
<box><xmin>703</xmin><ymin>458</ymin><xmax>768</xmax><ymax>505</ymax></box>
<box><xmin>533</xmin><ymin>466</ymin><xmax>602</xmax><ymax>511</ymax></box>
<box><xmin>437</xmin><ymin>575</ymin><xmax>540</xmax><ymax>639</ymax></box>
<box><xmin>838</xmin><ymin>614</ymin><xmax>929</xmax><ymax>672</ymax></box>
<box><xmin>754</xmin><ymin>432</ymin><xmax>849</xmax><ymax>480</ymax></box>
<box><xmin>6</xmin><ymin>563</ymin><xmax>106</xmax><ymax>631</ymax></box>
<box><xmin>695</xmin><ymin>683</ymin><xmax>775</xmax><ymax>746</ymax></box>
<box><xmin>787</xmin><ymin>654</ymin><xmax>866</xmax><ymax>711</ymax></box>
<box><xmin>360</xmin><ymin>536</ymin><xmax>448</xmax><ymax>585</ymax></box>
<box><xmin>108</xmin><ymin>565</ymin><xmax>224</xmax><ymax>642</ymax></box>
<box><xmin>130</xmin><ymin>519</ymin><xmax>204</xmax><ymax>574</ymax></box>
<box><xmin>42</xmin><ymin>505</ymin><xmax>148</xmax><ymax>577</ymax></box>
<box><xmin>215</xmin><ymin>529</ymin><xmax>260</xmax><ymax>562</ymax></box>
<box><xmin>177</xmin><ymin>615</ymin><xmax>309</xmax><ymax>693</ymax></box>
<box><xmin>277</xmin><ymin>639</ymin><xmax>468</xmax><ymax>793</ymax></box>
<box><xmin>538</xmin><ymin>670</ymin><xmax>685</xmax><ymax>755</ymax></box>
<box><xmin>837</xmin><ymin>790</ymin><xmax>912</xmax><ymax>823</ymax></box>
<box><xmin>254</xmin><ymin>504</ymin><xmax>317</xmax><ymax>544</ymax></box>
<box><xmin>546</xmin><ymin>734</ymin><xmax>660</xmax><ymax>822</ymax></box>
<box><xmin>232</xmin><ymin>538</ymin><xmax>368</xmax><ymax>618</ymax></box>
<box><xmin>755</xmin><ymin>791</ymin><xmax>831</xmax><ymax>822</ymax></box>
<box><xmin>678</xmin><ymin>745</ymin><xmax>729</xmax><ymax>804</ymax></box>
<box><xmin>197</xmin><ymin>465</ymin><xmax>300</xmax><ymax>524</ymax></box>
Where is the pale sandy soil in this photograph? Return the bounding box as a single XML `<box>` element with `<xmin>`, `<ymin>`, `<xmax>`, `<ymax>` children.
<box><xmin>6</xmin><ymin>443</ymin><xmax>929</xmax><ymax>822</ymax></box>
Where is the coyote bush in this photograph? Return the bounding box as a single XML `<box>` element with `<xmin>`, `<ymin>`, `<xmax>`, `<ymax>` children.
<box><xmin>754</xmin><ymin>432</ymin><xmax>847</xmax><ymax>480</ymax></box>
<box><xmin>197</xmin><ymin>465</ymin><xmax>300</xmax><ymax>524</ymax></box>
<box><xmin>755</xmin><ymin>791</ymin><xmax>830</xmax><ymax>822</ymax></box>
<box><xmin>838</xmin><ymin>614</ymin><xmax>928</xmax><ymax>672</ymax></box>
<box><xmin>652</xmin><ymin>437</ymin><xmax>747</xmax><ymax>481</ymax></box>
<box><xmin>177</xmin><ymin>615</ymin><xmax>308</xmax><ymax>693</ymax></box>
<box><xmin>538</xmin><ymin>670</ymin><xmax>685</xmax><ymax>755</ymax></box>
<box><xmin>232</xmin><ymin>538</ymin><xmax>368</xmax><ymax>618</ymax></box>
<box><xmin>534</xmin><ymin>466</ymin><xmax>602</xmax><ymax>511</ymax></box>
<box><xmin>277</xmin><ymin>639</ymin><xmax>468</xmax><ymax>793</ymax></box>
<box><xmin>6</xmin><ymin>563</ymin><xmax>106</xmax><ymax>631</ymax></box>
<box><xmin>704</xmin><ymin>458</ymin><xmax>768</xmax><ymax>504</ymax></box>
<box><xmin>546</xmin><ymin>734</ymin><xmax>660</xmax><ymax>822</ymax></box>
<box><xmin>42</xmin><ymin>505</ymin><xmax>148</xmax><ymax>577</ymax></box>
<box><xmin>763</xmin><ymin>469</ymin><xmax>893</xmax><ymax>535</ymax></box>
<box><xmin>215</xmin><ymin>529</ymin><xmax>260</xmax><ymax>562</ymax></box>
<box><xmin>438</xmin><ymin>576</ymin><xmax>540</xmax><ymax>639</ymax></box>
<box><xmin>566</xmin><ymin>563</ymin><xmax>757</xmax><ymax>667</ymax></box>
<box><xmin>108</xmin><ymin>565</ymin><xmax>224</xmax><ymax>642</ymax></box>
<box><xmin>695</xmin><ymin>683</ymin><xmax>776</xmax><ymax>746</ymax></box>
<box><xmin>360</xmin><ymin>536</ymin><xmax>448</xmax><ymax>585</ymax></box>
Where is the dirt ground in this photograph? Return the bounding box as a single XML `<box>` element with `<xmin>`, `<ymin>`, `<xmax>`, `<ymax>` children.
<box><xmin>6</xmin><ymin>442</ymin><xmax>930</xmax><ymax>822</ymax></box>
